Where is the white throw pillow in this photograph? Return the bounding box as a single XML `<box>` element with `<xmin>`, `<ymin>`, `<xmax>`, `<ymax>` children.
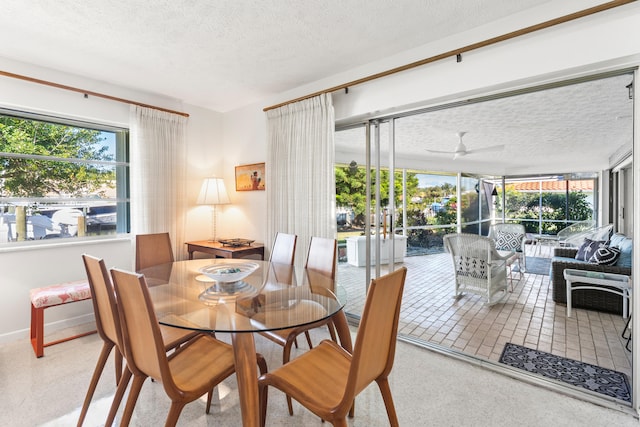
<box><xmin>495</xmin><ymin>231</ymin><xmax>523</xmax><ymax>252</ymax></box>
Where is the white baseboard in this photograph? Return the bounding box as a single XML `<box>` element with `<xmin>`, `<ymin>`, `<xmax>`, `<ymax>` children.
<box><xmin>0</xmin><ymin>313</ymin><xmax>96</xmax><ymax>345</ymax></box>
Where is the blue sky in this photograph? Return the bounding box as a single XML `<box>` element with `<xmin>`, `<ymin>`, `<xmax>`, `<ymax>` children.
<box><xmin>100</xmin><ymin>131</ymin><xmax>116</xmax><ymax>158</ymax></box>
<box><xmin>417</xmin><ymin>173</ymin><xmax>456</xmax><ymax>188</ymax></box>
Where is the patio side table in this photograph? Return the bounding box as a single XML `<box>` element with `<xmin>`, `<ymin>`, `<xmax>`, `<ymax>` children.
<box><xmin>532</xmin><ymin>233</ymin><xmax>559</xmax><ymax>256</ymax></box>
<box><xmin>563</xmin><ymin>268</ymin><xmax>631</xmax><ymax>318</ymax></box>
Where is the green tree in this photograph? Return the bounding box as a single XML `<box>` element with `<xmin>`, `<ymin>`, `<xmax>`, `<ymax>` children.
<box><xmin>0</xmin><ymin>117</ymin><xmax>114</xmax><ymax>198</ymax></box>
<box><xmin>335</xmin><ymin>166</ymin><xmax>368</xmax><ymax>226</ymax></box>
<box><xmin>435</xmin><ymin>196</ymin><xmax>457</xmax><ymax>225</ymax></box>
<box><xmin>497</xmin><ymin>187</ymin><xmax>593</xmax><ymax>234</ymax></box>
<box><xmin>335</xmin><ymin>165</ymin><xmax>419</xmax><ymax>228</ymax></box>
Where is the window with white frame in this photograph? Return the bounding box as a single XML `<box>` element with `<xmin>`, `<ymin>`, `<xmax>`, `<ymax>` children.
<box><xmin>0</xmin><ymin>109</ymin><xmax>129</xmax><ymax>243</ymax></box>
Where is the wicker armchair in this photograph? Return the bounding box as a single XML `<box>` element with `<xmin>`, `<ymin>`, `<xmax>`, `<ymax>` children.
<box><xmin>444</xmin><ymin>233</ymin><xmax>510</xmax><ymax>305</ymax></box>
<box><xmin>488</xmin><ymin>223</ymin><xmax>527</xmax><ymax>273</ymax></box>
<box><xmin>550</xmin><ymin>246</ymin><xmax>630</xmax><ymax>314</ymax></box>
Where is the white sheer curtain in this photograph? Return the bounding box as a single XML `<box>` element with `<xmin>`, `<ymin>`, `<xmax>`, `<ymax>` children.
<box><xmin>130</xmin><ymin>105</ymin><xmax>187</xmax><ymax>260</ymax></box>
<box><xmin>266</xmin><ymin>94</ymin><xmax>336</xmax><ymax>272</ymax></box>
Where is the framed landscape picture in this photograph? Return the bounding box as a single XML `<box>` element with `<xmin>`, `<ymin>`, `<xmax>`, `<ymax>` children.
<box><xmin>235</xmin><ymin>163</ymin><xmax>265</xmax><ymax>191</ymax></box>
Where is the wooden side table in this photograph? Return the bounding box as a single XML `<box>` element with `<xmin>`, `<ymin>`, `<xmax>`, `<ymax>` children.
<box><xmin>185</xmin><ymin>240</ymin><xmax>265</xmax><ymax>260</ymax></box>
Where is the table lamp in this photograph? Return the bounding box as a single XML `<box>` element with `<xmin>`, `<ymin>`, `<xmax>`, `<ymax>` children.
<box><xmin>197</xmin><ymin>177</ymin><xmax>230</xmax><ymax>242</ymax></box>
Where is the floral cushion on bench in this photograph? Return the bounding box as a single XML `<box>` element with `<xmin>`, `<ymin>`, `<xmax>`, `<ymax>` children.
<box><xmin>30</xmin><ymin>280</ymin><xmax>91</xmax><ymax>309</ymax></box>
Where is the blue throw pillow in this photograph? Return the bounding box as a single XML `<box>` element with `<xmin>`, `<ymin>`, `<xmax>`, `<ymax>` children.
<box><xmin>575</xmin><ymin>238</ymin><xmax>607</xmax><ymax>261</ymax></box>
<box><xmin>614</xmin><ymin>237</ymin><xmax>633</xmax><ymax>268</ymax></box>
<box><xmin>588</xmin><ymin>246</ymin><xmax>621</xmax><ymax>265</ymax></box>
<box><xmin>608</xmin><ymin>233</ymin><xmax>626</xmax><ymax>248</ymax></box>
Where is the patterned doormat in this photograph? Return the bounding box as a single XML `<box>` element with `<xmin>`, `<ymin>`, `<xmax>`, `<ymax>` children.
<box><xmin>499</xmin><ymin>343</ymin><xmax>631</xmax><ymax>403</ymax></box>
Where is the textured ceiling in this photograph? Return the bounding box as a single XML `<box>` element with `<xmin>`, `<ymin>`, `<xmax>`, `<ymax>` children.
<box><xmin>399</xmin><ymin>74</ymin><xmax>634</xmax><ymax>174</ymax></box>
<box><xmin>335</xmin><ymin>73</ymin><xmax>634</xmax><ymax>175</ymax></box>
<box><xmin>0</xmin><ymin>1</ymin><xmax>633</xmax><ymax>175</ymax></box>
<box><xmin>0</xmin><ymin>0</ymin><xmax>551</xmax><ymax>112</ymax></box>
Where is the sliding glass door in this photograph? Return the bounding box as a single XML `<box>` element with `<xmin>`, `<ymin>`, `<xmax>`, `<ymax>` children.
<box><xmin>335</xmin><ymin>70</ymin><xmax>634</xmax><ymax>406</ymax></box>
<box><xmin>335</xmin><ymin>119</ymin><xmax>400</xmax><ymax>319</ymax></box>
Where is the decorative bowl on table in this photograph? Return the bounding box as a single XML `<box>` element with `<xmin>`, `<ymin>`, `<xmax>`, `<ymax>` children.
<box><xmin>197</xmin><ymin>262</ymin><xmax>260</xmax><ymax>301</ymax></box>
<box><xmin>198</xmin><ymin>262</ymin><xmax>259</xmax><ymax>283</ymax></box>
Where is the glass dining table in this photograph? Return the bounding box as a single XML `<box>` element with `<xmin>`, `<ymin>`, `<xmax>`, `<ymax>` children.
<box><xmin>140</xmin><ymin>258</ymin><xmax>352</xmax><ymax>427</ymax></box>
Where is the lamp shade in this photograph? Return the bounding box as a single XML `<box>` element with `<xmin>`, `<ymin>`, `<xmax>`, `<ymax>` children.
<box><xmin>197</xmin><ymin>177</ymin><xmax>230</xmax><ymax>205</ymax></box>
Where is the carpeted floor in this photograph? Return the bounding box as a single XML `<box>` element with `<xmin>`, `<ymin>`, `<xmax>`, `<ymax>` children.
<box><xmin>499</xmin><ymin>342</ymin><xmax>631</xmax><ymax>403</ymax></box>
<box><xmin>3</xmin><ymin>326</ymin><xmax>638</xmax><ymax>426</ymax></box>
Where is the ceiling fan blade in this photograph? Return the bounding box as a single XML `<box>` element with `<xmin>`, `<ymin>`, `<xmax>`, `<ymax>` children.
<box><xmin>425</xmin><ymin>149</ymin><xmax>455</xmax><ymax>155</ymax></box>
<box><xmin>465</xmin><ymin>144</ymin><xmax>505</xmax><ymax>155</ymax></box>
<box><xmin>426</xmin><ymin>131</ymin><xmax>478</xmax><ymax>159</ymax></box>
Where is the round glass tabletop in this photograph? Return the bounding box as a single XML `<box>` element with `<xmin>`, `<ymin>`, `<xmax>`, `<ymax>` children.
<box><xmin>141</xmin><ymin>258</ymin><xmax>347</xmax><ymax>334</ymax></box>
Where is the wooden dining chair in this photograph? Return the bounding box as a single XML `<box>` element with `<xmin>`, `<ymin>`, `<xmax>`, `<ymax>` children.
<box><xmin>301</xmin><ymin>236</ymin><xmax>338</xmax><ymax>344</ymax></box>
<box><xmin>110</xmin><ymin>267</ymin><xmax>267</xmax><ymax>427</ymax></box>
<box><xmin>304</xmin><ymin>236</ymin><xmax>337</xmax><ymax>280</ymax></box>
<box><xmin>258</xmin><ymin>267</ymin><xmax>407</xmax><ymax>427</ymax></box>
<box><xmin>135</xmin><ymin>232</ymin><xmax>174</xmax><ymax>271</ymax></box>
<box><xmin>78</xmin><ymin>255</ymin><xmax>200</xmax><ymax>427</ymax></box>
<box><xmin>256</xmin><ymin>232</ymin><xmax>298</xmax><ymax>350</ymax></box>
<box><xmin>269</xmin><ymin>232</ymin><xmax>297</xmax><ymax>265</ymax></box>
<box><xmin>256</xmin><ymin>236</ymin><xmax>338</xmax><ymax>414</ymax></box>
<box><xmin>258</xmin><ymin>236</ymin><xmax>337</xmax><ymax>352</ymax></box>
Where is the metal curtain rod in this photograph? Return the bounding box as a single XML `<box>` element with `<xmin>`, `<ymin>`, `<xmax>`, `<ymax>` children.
<box><xmin>0</xmin><ymin>69</ymin><xmax>190</xmax><ymax>118</ymax></box>
<box><xmin>263</xmin><ymin>0</ymin><xmax>636</xmax><ymax>112</ymax></box>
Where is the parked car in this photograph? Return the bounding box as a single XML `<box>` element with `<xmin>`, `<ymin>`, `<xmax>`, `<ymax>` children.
<box><xmin>0</xmin><ymin>204</ymin><xmax>117</xmax><ymax>241</ymax></box>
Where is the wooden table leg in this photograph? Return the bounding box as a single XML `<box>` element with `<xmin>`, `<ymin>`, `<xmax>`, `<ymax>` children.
<box><xmin>231</xmin><ymin>332</ymin><xmax>260</xmax><ymax>427</ymax></box>
<box><xmin>331</xmin><ymin>309</ymin><xmax>353</xmax><ymax>353</ymax></box>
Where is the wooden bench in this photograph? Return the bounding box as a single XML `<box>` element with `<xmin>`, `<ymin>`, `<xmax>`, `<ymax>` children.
<box><xmin>30</xmin><ymin>280</ymin><xmax>96</xmax><ymax>358</ymax></box>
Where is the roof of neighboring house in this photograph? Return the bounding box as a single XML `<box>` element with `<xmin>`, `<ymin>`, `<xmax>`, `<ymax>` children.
<box><xmin>509</xmin><ymin>180</ymin><xmax>594</xmax><ymax>192</ymax></box>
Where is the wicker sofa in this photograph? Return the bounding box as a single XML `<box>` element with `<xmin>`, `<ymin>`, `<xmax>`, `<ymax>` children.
<box><xmin>550</xmin><ymin>234</ymin><xmax>632</xmax><ymax>315</ymax></box>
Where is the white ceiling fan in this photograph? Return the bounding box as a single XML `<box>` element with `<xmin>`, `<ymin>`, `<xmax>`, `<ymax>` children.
<box><xmin>426</xmin><ymin>131</ymin><xmax>505</xmax><ymax>159</ymax></box>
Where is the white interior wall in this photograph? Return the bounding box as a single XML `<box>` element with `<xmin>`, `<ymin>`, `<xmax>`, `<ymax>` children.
<box><xmin>0</xmin><ymin>57</ymin><xmax>224</xmax><ymax>342</ymax></box>
<box><xmin>184</xmin><ymin>104</ymin><xmax>225</xmax><ymax>243</ymax></box>
<box><xmin>0</xmin><ymin>239</ymin><xmax>131</xmax><ymax>342</ymax></box>
<box><xmin>217</xmin><ymin>103</ymin><xmax>268</xmax><ymax>243</ymax></box>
